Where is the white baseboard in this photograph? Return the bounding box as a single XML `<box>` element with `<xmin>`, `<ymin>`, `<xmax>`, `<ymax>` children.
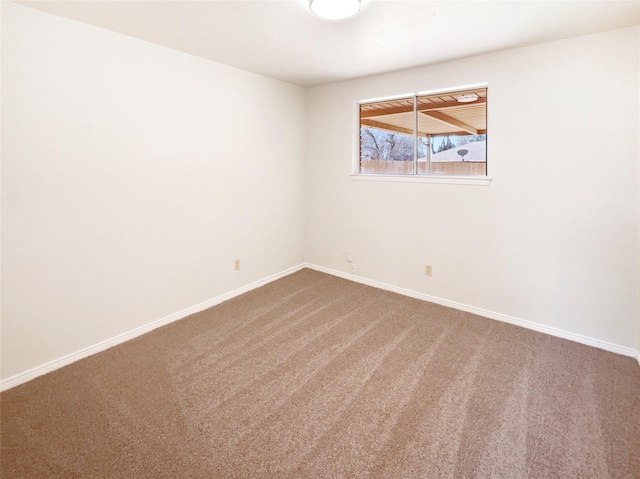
<box><xmin>0</xmin><ymin>264</ymin><xmax>306</xmax><ymax>392</ymax></box>
<box><xmin>305</xmin><ymin>263</ymin><xmax>640</xmax><ymax>362</ymax></box>
<box><xmin>2</xmin><ymin>262</ymin><xmax>637</xmax><ymax>391</ymax></box>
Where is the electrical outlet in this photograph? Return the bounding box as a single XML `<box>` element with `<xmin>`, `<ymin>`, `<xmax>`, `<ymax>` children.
<box><xmin>234</xmin><ymin>259</ymin><xmax>240</xmax><ymax>271</ymax></box>
<box><xmin>424</xmin><ymin>265</ymin><xmax>432</xmax><ymax>276</ymax></box>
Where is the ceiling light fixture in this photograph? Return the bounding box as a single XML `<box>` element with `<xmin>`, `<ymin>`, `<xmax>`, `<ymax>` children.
<box><xmin>309</xmin><ymin>0</ymin><xmax>361</xmax><ymax>20</ymax></box>
<box><xmin>456</xmin><ymin>93</ymin><xmax>480</xmax><ymax>103</ymax></box>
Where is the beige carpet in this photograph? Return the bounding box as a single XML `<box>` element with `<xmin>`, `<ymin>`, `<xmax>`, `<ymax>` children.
<box><xmin>2</xmin><ymin>269</ymin><xmax>639</xmax><ymax>478</ymax></box>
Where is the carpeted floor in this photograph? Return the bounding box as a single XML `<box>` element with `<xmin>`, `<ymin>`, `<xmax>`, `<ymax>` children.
<box><xmin>2</xmin><ymin>269</ymin><xmax>639</xmax><ymax>478</ymax></box>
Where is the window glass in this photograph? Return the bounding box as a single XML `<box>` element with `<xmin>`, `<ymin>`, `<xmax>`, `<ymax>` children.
<box><xmin>359</xmin><ymin>88</ymin><xmax>487</xmax><ymax>177</ymax></box>
<box><xmin>359</xmin><ymin>97</ymin><xmax>415</xmax><ymax>175</ymax></box>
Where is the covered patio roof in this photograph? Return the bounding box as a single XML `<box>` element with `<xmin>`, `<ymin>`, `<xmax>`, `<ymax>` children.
<box><xmin>360</xmin><ymin>88</ymin><xmax>487</xmax><ymax>137</ymax></box>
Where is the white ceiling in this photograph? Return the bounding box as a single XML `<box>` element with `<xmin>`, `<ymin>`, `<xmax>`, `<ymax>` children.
<box><xmin>15</xmin><ymin>0</ymin><xmax>640</xmax><ymax>87</ymax></box>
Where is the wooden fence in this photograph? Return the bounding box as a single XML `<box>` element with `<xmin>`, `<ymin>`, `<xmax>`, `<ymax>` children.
<box><xmin>360</xmin><ymin>160</ymin><xmax>486</xmax><ymax>176</ymax></box>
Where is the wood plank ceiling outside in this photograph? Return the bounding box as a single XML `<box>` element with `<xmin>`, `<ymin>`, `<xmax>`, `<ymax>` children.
<box><xmin>360</xmin><ymin>88</ymin><xmax>487</xmax><ymax>137</ymax></box>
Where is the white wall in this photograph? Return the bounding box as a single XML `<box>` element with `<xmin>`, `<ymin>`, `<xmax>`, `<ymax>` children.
<box><xmin>1</xmin><ymin>3</ymin><xmax>306</xmax><ymax>381</ymax></box>
<box><xmin>305</xmin><ymin>27</ymin><xmax>640</xmax><ymax>351</ymax></box>
<box><xmin>2</xmin><ymin>4</ymin><xmax>639</xmax><ymax>385</ymax></box>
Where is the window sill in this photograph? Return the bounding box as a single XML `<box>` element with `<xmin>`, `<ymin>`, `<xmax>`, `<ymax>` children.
<box><xmin>349</xmin><ymin>174</ymin><xmax>492</xmax><ymax>186</ymax></box>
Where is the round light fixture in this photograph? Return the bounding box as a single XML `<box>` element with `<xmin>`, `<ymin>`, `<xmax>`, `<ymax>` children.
<box><xmin>309</xmin><ymin>0</ymin><xmax>361</xmax><ymax>20</ymax></box>
<box><xmin>456</xmin><ymin>93</ymin><xmax>480</xmax><ymax>103</ymax></box>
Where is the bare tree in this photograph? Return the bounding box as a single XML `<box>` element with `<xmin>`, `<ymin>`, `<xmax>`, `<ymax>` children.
<box><xmin>361</xmin><ymin>128</ymin><xmax>414</xmax><ymax>161</ymax></box>
<box><xmin>383</xmin><ymin>133</ymin><xmax>397</xmax><ymax>160</ymax></box>
<box><xmin>362</xmin><ymin>128</ymin><xmax>383</xmax><ymax>160</ymax></box>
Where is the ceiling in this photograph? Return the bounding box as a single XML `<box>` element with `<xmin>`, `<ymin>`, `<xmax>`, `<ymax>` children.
<box><xmin>15</xmin><ymin>0</ymin><xmax>640</xmax><ymax>87</ymax></box>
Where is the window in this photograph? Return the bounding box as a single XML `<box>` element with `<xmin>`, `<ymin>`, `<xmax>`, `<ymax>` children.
<box><xmin>358</xmin><ymin>87</ymin><xmax>487</xmax><ymax>179</ymax></box>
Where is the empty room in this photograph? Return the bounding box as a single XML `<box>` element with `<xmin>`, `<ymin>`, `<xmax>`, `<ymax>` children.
<box><xmin>2</xmin><ymin>0</ymin><xmax>639</xmax><ymax>477</ymax></box>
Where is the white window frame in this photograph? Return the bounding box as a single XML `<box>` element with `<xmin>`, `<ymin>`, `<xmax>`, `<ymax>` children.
<box><xmin>351</xmin><ymin>84</ymin><xmax>491</xmax><ymax>186</ymax></box>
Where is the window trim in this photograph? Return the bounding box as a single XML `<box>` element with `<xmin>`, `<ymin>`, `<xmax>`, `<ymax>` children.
<box><xmin>352</xmin><ymin>83</ymin><xmax>490</xmax><ymax>185</ymax></box>
<box><xmin>349</xmin><ymin>173</ymin><xmax>492</xmax><ymax>186</ymax></box>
